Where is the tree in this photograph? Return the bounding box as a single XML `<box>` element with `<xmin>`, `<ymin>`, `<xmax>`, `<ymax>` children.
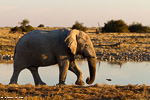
<box><xmin>129</xmin><ymin>22</ymin><xmax>150</xmax><ymax>33</ymax></box>
<box><xmin>72</xmin><ymin>21</ymin><xmax>87</xmax><ymax>32</ymax></box>
<box><xmin>19</xmin><ymin>19</ymin><xmax>30</xmax><ymax>27</ymax></box>
<box><xmin>20</xmin><ymin>25</ymin><xmax>34</xmax><ymax>32</ymax></box>
<box><xmin>102</xmin><ymin>20</ymin><xmax>129</xmax><ymax>33</ymax></box>
<box><xmin>11</xmin><ymin>19</ymin><xmax>34</xmax><ymax>33</ymax></box>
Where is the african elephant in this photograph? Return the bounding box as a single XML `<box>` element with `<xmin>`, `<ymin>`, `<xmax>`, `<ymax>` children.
<box><xmin>9</xmin><ymin>28</ymin><xmax>97</xmax><ymax>85</ymax></box>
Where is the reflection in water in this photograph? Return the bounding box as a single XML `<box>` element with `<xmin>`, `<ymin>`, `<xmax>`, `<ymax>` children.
<box><xmin>0</xmin><ymin>61</ymin><xmax>150</xmax><ymax>86</ymax></box>
<box><xmin>108</xmin><ymin>61</ymin><xmax>126</xmax><ymax>68</ymax></box>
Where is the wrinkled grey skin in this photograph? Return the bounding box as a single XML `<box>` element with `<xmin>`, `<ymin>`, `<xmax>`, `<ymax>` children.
<box><xmin>9</xmin><ymin>28</ymin><xmax>97</xmax><ymax>85</ymax></box>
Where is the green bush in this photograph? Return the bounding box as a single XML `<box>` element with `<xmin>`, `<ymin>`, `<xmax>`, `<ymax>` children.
<box><xmin>102</xmin><ymin>20</ymin><xmax>129</xmax><ymax>33</ymax></box>
<box><xmin>72</xmin><ymin>21</ymin><xmax>87</xmax><ymax>32</ymax></box>
<box><xmin>129</xmin><ymin>23</ymin><xmax>150</xmax><ymax>33</ymax></box>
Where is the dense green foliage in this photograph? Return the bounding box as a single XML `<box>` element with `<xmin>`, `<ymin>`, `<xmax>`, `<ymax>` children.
<box><xmin>72</xmin><ymin>21</ymin><xmax>87</xmax><ymax>32</ymax></box>
<box><xmin>129</xmin><ymin>23</ymin><xmax>150</xmax><ymax>33</ymax></box>
<box><xmin>102</xmin><ymin>20</ymin><xmax>129</xmax><ymax>33</ymax></box>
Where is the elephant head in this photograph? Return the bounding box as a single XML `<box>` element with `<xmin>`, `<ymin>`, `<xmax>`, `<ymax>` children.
<box><xmin>65</xmin><ymin>29</ymin><xmax>97</xmax><ymax>84</ymax></box>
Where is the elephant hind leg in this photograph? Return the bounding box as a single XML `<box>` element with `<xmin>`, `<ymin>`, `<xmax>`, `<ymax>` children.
<box><xmin>69</xmin><ymin>60</ymin><xmax>84</xmax><ymax>85</ymax></box>
<box><xmin>28</xmin><ymin>67</ymin><xmax>46</xmax><ymax>86</ymax></box>
<box><xmin>10</xmin><ymin>53</ymin><xmax>29</xmax><ymax>84</ymax></box>
<box><xmin>9</xmin><ymin>64</ymin><xmax>25</xmax><ymax>84</ymax></box>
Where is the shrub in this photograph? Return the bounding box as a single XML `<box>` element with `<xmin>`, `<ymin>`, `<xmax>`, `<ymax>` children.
<box><xmin>25</xmin><ymin>25</ymin><xmax>34</xmax><ymax>32</ymax></box>
<box><xmin>102</xmin><ymin>20</ymin><xmax>129</xmax><ymax>33</ymax></box>
<box><xmin>20</xmin><ymin>25</ymin><xmax>34</xmax><ymax>32</ymax></box>
<box><xmin>129</xmin><ymin>23</ymin><xmax>150</xmax><ymax>33</ymax></box>
<box><xmin>38</xmin><ymin>24</ymin><xmax>44</xmax><ymax>27</ymax></box>
<box><xmin>11</xmin><ymin>19</ymin><xmax>34</xmax><ymax>33</ymax></box>
<box><xmin>11</xmin><ymin>25</ymin><xmax>34</xmax><ymax>33</ymax></box>
<box><xmin>72</xmin><ymin>21</ymin><xmax>87</xmax><ymax>32</ymax></box>
<box><xmin>10</xmin><ymin>26</ymin><xmax>22</xmax><ymax>33</ymax></box>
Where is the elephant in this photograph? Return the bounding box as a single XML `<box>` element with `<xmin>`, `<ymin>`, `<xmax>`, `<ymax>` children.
<box><xmin>9</xmin><ymin>28</ymin><xmax>97</xmax><ymax>85</ymax></box>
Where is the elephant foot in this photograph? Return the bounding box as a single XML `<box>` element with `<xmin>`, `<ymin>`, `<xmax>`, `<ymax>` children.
<box><xmin>9</xmin><ymin>82</ymin><xmax>15</xmax><ymax>84</ymax></box>
<box><xmin>75</xmin><ymin>80</ymin><xmax>85</xmax><ymax>85</ymax></box>
<box><xmin>9</xmin><ymin>81</ymin><xmax>18</xmax><ymax>85</ymax></box>
<box><xmin>9</xmin><ymin>82</ymin><xmax>18</xmax><ymax>85</ymax></box>
<box><xmin>57</xmin><ymin>82</ymin><xmax>66</xmax><ymax>86</ymax></box>
<box><xmin>35</xmin><ymin>81</ymin><xmax>46</xmax><ymax>86</ymax></box>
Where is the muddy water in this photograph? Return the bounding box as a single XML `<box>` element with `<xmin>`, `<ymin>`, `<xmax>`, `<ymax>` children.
<box><xmin>0</xmin><ymin>61</ymin><xmax>150</xmax><ymax>86</ymax></box>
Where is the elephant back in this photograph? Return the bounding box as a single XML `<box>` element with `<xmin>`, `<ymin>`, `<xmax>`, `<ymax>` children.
<box><xmin>15</xmin><ymin>29</ymin><xmax>71</xmax><ymax>51</ymax></box>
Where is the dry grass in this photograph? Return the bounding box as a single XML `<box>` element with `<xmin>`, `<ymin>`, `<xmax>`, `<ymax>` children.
<box><xmin>88</xmin><ymin>32</ymin><xmax>150</xmax><ymax>54</ymax></box>
<box><xmin>0</xmin><ymin>83</ymin><xmax>150</xmax><ymax>99</ymax></box>
<box><xmin>0</xmin><ymin>28</ymin><xmax>23</xmax><ymax>55</ymax></box>
<box><xmin>0</xmin><ymin>27</ymin><xmax>63</xmax><ymax>55</ymax></box>
<box><xmin>1</xmin><ymin>27</ymin><xmax>150</xmax><ymax>62</ymax></box>
<box><xmin>88</xmin><ymin>32</ymin><xmax>150</xmax><ymax>62</ymax></box>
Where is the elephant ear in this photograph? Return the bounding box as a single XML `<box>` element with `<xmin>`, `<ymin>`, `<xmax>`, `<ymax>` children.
<box><xmin>65</xmin><ymin>29</ymin><xmax>79</xmax><ymax>55</ymax></box>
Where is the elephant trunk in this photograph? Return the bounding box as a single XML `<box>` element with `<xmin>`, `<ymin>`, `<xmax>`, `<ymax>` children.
<box><xmin>86</xmin><ymin>57</ymin><xmax>97</xmax><ymax>84</ymax></box>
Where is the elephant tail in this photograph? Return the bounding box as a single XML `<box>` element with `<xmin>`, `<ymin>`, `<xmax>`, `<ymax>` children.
<box><xmin>13</xmin><ymin>46</ymin><xmax>16</xmax><ymax>60</ymax></box>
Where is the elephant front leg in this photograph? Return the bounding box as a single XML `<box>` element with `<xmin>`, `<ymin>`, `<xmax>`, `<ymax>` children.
<box><xmin>28</xmin><ymin>67</ymin><xmax>46</xmax><ymax>86</ymax></box>
<box><xmin>58</xmin><ymin>60</ymin><xmax>70</xmax><ymax>85</ymax></box>
<box><xmin>69</xmin><ymin>60</ymin><xmax>84</xmax><ymax>85</ymax></box>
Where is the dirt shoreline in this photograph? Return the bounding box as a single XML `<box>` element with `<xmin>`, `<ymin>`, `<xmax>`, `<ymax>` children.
<box><xmin>0</xmin><ymin>83</ymin><xmax>150</xmax><ymax>99</ymax></box>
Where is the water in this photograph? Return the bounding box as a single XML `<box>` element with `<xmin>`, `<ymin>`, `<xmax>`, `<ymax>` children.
<box><xmin>0</xmin><ymin>61</ymin><xmax>150</xmax><ymax>86</ymax></box>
